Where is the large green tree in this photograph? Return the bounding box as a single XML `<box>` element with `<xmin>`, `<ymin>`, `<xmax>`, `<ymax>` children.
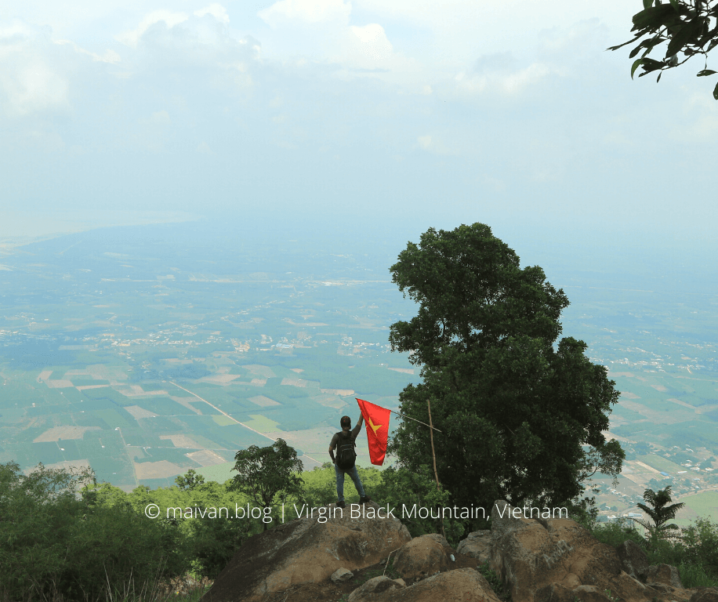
<box><xmin>609</xmin><ymin>0</ymin><xmax>718</xmax><ymax>99</ymax></box>
<box><xmin>388</xmin><ymin>223</ymin><xmax>624</xmax><ymax>524</ymax></box>
<box><xmin>231</xmin><ymin>439</ymin><xmax>304</xmax><ymax>530</ymax></box>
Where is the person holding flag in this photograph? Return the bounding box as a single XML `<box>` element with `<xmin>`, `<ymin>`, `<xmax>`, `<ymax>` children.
<box><xmin>328</xmin><ymin>414</ymin><xmax>371</xmax><ymax>508</ymax></box>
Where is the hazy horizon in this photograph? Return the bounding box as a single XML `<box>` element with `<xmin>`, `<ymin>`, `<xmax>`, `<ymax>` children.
<box><xmin>2</xmin><ymin>0</ymin><xmax>717</xmax><ymax>252</ymax></box>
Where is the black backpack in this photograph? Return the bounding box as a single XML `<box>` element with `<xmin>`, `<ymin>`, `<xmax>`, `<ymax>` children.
<box><xmin>335</xmin><ymin>431</ymin><xmax>357</xmax><ymax>470</ymax></box>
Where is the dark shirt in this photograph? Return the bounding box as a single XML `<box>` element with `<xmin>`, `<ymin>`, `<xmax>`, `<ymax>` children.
<box><xmin>329</xmin><ymin>423</ymin><xmax>362</xmax><ymax>451</ymax></box>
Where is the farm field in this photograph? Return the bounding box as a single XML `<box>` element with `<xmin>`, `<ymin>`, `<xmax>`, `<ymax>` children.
<box><xmin>1</xmin><ymin>222</ymin><xmax>717</xmax><ymax>524</ymax></box>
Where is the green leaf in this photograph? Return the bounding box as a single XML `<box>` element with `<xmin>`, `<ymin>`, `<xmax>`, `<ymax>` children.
<box><xmin>713</xmin><ymin>82</ymin><xmax>718</xmax><ymax>100</ymax></box>
<box><xmin>666</xmin><ymin>21</ymin><xmax>702</xmax><ymax>59</ymax></box>
<box><xmin>696</xmin><ymin>69</ymin><xmax>717</xmax><ymax>76</ymax></box>
<box><xmin>657</xmin><ymin>72</ymin><xmax>662</xmax><ymax>82</ymax></box>
<box><xmin>640</xmin><ymin>58</ymin><xmax>665</xmax><ymax>75</ymax></box>
<box><xmin>643</xmin><ymin>0</ymin><xmax>652</xmax><ymax>8</ymax></box>
<box><xmin>632</xmin><ymin>4</ymin><xmax>675</xmax><ymax>29</ymax></box>
<box><xmin>668</xmin><ymin>0</ymin><xmax>680</xmax><ymax>12</ymax></box>
<box><xmin>631</xmin><ymin>58</ymin><xmax>644</xmax><ymax>79</ymax></box>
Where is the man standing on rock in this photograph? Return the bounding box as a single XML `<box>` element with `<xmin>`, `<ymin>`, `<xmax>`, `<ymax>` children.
<box><xmin>328</xmin><ymin>414</ymin><xmax>371</xmax><ymax>508</ymax></box>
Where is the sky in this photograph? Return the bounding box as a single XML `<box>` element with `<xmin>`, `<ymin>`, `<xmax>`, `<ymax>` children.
<box><xmin>1</xmin><ymin>0</ymin><xmax>717</xmax><ymax>259</ymax></box>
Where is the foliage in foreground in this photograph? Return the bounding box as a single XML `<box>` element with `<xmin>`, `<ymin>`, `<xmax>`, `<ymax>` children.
<box><xmin>3</xmin><ymin>458</ymin><xmax>718</xmax><ymax>600</ymax></box>
<box><xmin>590</xmin><ymin>516</ymin><xmax>718</xmax><ymax>588</ymax></box>
<box><xmin>0</xmin><ymin>459</ymin><xmax>456</xmax><ymax>601</ymax></box>
<box><xmin>608</xmin><ymin>0</ymin><xmax>718</xmax><ymax>100</ymax></box>
<box><xmin>0</xmin><ymin>462</ymin><xmax>188</xmax><ymax>602</ymax></box>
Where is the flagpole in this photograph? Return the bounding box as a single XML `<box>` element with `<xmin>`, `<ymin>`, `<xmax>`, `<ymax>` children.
<box><xmin>427</xmin><ymin>398</ymin><xmax>447</xmax><ymax>539</ymax></box>
<box><xmin>388</xmin><ymin>408</ymin><xmax>443</xmax><ymax>433</ymax></box>
<box><xmin>355</xmin><ymin>398</ymin><xmax>442</xmax><ymax>433</ymax></box>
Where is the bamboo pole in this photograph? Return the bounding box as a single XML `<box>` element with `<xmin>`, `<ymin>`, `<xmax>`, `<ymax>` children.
<box><xmin>355</xmin><ymin>399</ymin><xmax>442</xmax><ymax>432</ymax></box>
<box><xmin>389</xmin><ymin>408</ymin><xmax>442</xmax><ymax>433</ymax></box>
<box><xmin>427</xmin><ymin>398</ymin><xmax>446</xmax><ymax>539</ymax></box>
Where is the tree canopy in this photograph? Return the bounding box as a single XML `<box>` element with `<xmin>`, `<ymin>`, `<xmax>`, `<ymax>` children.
<box><xmin>608</xmin><ymin>0</ymin><xmax>718</xmax><ymax>99</ymax></box>
<box><xmin>231</xmin><ymin>439</ymin><xmax>304</xmax><ymax>529</ymax></box>
<box><xmin>387</xmin><ymin>223</ymin><xmax>624</xmax><ymax>526</ymax></box>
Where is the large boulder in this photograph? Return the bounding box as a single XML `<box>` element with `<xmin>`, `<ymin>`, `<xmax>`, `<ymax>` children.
<box><xmin>348</xmin><ymin>568</ymin><xmax>502</xmax><ymax>602</ymax></box>
<box><xmin>348</xmin><ymin>576</ymin><xmax>404</xmax><ymax>601</ymax></box>
<box><xmin>645</xmin><ymin>563</ymin><xmax>683</xmax><ymax>589</ymax></box>
<box><xmin>201</xmin><ymin>502</ymin><xmax>411</xmax><ymax>602</ymax></box>
<box><xmin>392</xmin><ymin>534</ymin><xmax>449</xmax><ymax>580</ymax></box>
<box><xmin>457</xmin><ymin>530</ymin><xmax>492</xmax><ymax>564</ymax></box>
<box><xmin>487</xmin><ymin>500</ymin><xmax>689</xmax><ymax>602</ymax></box>
<box><xmin>616</xmin><ymin>540</ymin><xmax>649</xmax><ymax>581</ymax></box>
<box><xmin>690</xmin><ymin>588</ymin><xmax>718</xmax><ymax>602</ymax></box>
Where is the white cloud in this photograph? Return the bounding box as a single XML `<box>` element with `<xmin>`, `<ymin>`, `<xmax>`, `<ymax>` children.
<box><xmin>452</xmin><ymin>62</ymin><xmax>557</xmax><ymax>97</ymax></box>
<box><xmin>259</xmin><ymin>0</ymin><xmax>352</xmax><ymax>27</ymax></box>
<box><xmin>116</xmin><ymin>10</ymin><xmax>189</xmax><ymax>48</ymax></box>
<box><xmin>194</xmin><ymin>4</ymin><xmax>230</xmax><ymax>25</ymax></box>
<box><xmin>53</xmin><ymin>39</ymin><xmax>121</xmax><ymax>64</ymax></box>
<box><xmin>415</xmin><ymin>133</ymin><xmax>456</xmax><ymax>155</ymax></box>
<box><xmin>674</xmin><ymin>92</ymin><xmax>718</xmax><ymax>141</ymax></box>
<box><xmin>0</xmin><ymin>20</ymin><xmax>70</xmax><ymax>117</ymax></box>
<box><xmin>417</xmin><ymin>134</ymin><xmax>432</xmax><ymax>150</ymax></box>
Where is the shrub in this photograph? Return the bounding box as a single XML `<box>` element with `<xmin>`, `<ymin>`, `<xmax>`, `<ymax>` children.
<box><xmin>682</xmin><ymin>518</ymin><xmax>718</xmax><ymax>579</ymax></box>
<box><xmin>590</xmin><ymin>518</ymin><xmax>645</xmax><ymax>548</ymax></box>
<box><xmin>0</xmin><ymin>461</ymin><xmax>189</xmax><ymax>601</ymax></box>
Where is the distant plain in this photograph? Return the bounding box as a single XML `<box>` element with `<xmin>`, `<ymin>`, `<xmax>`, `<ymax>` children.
<box><xmin>1</xmin><ymin>221</ymin><xmax>716</xmax><ymax>522</ymax></box>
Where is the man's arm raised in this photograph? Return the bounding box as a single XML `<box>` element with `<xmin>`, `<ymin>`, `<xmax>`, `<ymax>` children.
<box><xmin>352</xmin><ymin>414</ymin><xmax>364</xmax><ymax>438</ymax></box>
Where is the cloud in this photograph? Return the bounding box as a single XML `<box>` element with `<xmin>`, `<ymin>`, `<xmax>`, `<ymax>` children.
<box><xmin>194</xmin><ymin>4</ymin><xmax>230</xmax><ymax>25</ymax></box>
<box><xmin>53</xmin><ymin>39</ymin><xmax>121</xmax><ymax>64</ymax></box>
<box><xmin>0</xmin><ymin>20</ymin><xmax>70</xmax><ymax>117</ymax></box>
<box><xmin>415</xmin><ymin>133</ymin><xmax>456</xmax><ymax>155</ymax></box>
<box><xmin>259</xmin><ymin>0</ymin><xmax>352</xmax><ymax>27</ymax></box>
<box><xmin>453</xmin><ymin>62</ymin><xmax>557</xmax><ymax>98</ymax></box>
<box><xmin>258</xmin><ymin>0</ymin><xmax>413</xmax><ymax>75</ymax></box>
<box><xmin>674</xmin><ymin>92</ymin><xmax>718</xmax><ymax>142</ymax></box>
<box><xmin>116</xmin><ymin>10</ymin><xmax>189</xmax><ymax>48</ymax></box>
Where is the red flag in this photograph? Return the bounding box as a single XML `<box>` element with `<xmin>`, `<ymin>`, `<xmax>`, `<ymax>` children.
<box><xmin>356</xmin><ymin>398</ymin><xmax>391</xmax><ymax>466</ymax></box>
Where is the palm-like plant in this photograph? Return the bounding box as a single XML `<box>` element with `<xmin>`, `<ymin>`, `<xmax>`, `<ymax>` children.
<box><xmin>635</xmin><ymin>486</ymin><xmax>685</xmax><ymax>543</ymax></box>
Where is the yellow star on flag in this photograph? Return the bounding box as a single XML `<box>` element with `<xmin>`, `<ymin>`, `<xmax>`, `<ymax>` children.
<box><xmin>368</xmin><ymin>418</ymin><xmax>383</xmax><ymax>434</ymax></box>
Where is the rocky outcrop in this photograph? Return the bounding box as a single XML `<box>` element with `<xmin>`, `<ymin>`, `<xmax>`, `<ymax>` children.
<box><xmin>645</xmin><ymin>563</ymin><xmax>683</xmax><ymax>588</ymax></box>
<box><xmin>616</xmin><ymin>540</ymin><xmax>649</xmax><ymax>581</ymax></box>
<box><xmin>488</xmin><ymin>500</ymin><xmax>691</xmax><ymax>602</ymax></box>
<box><xmin>331</xmin><ymin>568</ymin><xmax>354</xmax><ymax>583</ymax></box>
<box><xmin>202</xmin><ymin>496</ymin><xmax>708</xmax><ymax>602</ymax></box>
<box><xmin>347</xmin><ymin>568</ymin><xmax>502</xmax><ymax>602</ymax></box>
<box><xmin>457</xmin><ymin>530</ymin><xmax>492</xmax><ymax>564</ymax></box>
<box><xmin>392</xmin><ymin>534</ymin><xmax>450</xmax><ymax>580</ymax></box>
<box><xmin>690</xmin><ymin>588</ymin><xmax>718</xmax><ymax>602</ymax></box>
<box><xmin>201</xmin><ymin>502</ymin><xmax>411</xmax><ymax>602</ymax></box>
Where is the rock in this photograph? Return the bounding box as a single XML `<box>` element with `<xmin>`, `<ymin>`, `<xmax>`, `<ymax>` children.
<box><xmin>347</xmin><ymin>567</ymin><xmax>502</xmax><ymax>602</ymax></box>
<box><xmin>423</xmin><ymin>533</ymin><xmax>451</xmax><ymax>549</ymax></box>
<box><xmin>348</xmin><ymin>576</ymin><xmax>404</xmax><ymax>601</ymax></box>
<box><xmin>616</xmin><ymin>540</ymin><xmax>649</xmax><ymax>581</ymax></box>
<box><xmin>645</xmin><ymin>563</ymin><xmax>683</xmax><ymax>589</ymax></box>
<box><xmin>488</xmin><ymin>500</ymin><xmax>647</xmax><ymax>602</ymax></box>
<box><xmin>690</xmin><ymin>587</ymin><xmax>718</xmax><ymax>602</ymax></box>
<box><xmin>536</xmin><ymin>583</ymin><xmax>613</xmax><ymax>602</ymax></box>
<box><xmin>201</xmin><ymin>501</ymin><xmax>411</xmax><ymax>602</ymax></box>
<box><xmin>332</xmin><ymin>568</ymin><xmax>354</xmax><ymax>583</ymax></box>
<box><xmin>457</xmin><ymin>530</ymin><xmax>492</xmax><ymax>564</ymax></box>
<box><xmin>392</xmin><ymin>578</ymin><xmax>406</xmax><ymax>587</ymax></box>
<box><xmin>392</xmin><ymin>534</ymin><xmax>449</xmax><ymax>580</ymax></box>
